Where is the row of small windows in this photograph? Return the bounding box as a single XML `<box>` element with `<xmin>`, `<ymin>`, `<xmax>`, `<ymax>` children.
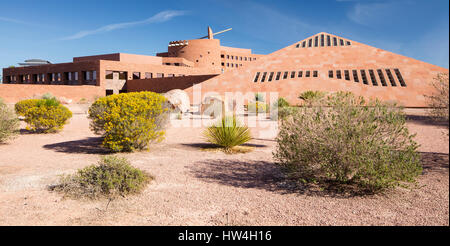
<box><xmin>105</xmin><ymin>71</ymin><xmax>184</xmax><ymax>80</ymax></box>
<box><xmin>296</xmin><ymin>34</ymin><xmax>351</xmax><ymax>48</ymax></box>
<box><xmin>221</xmin><ymin>63</ymin><xmax>243</xmax><ymax>68</ymax></box>
<box><xmin>221</xmin><ymin>54</ymin><xmax>257</xmax><ymax>61</ymax></box>
<box><xmin>254</xmin><ymin>70</ymin><xmax>319</xmax><ymax>83</ymax></box>
<box><xmin>4</xmin><ymin>71</ymin><xmax>97</xmax><ymax>85</ymax></box>
<box><xmin>328</xmin><ymin>68</ymin><xmax>406</xmax><ymax>87</ymax></box>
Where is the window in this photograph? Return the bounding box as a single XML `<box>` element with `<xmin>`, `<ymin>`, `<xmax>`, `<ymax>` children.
<box><xmin>302</xmin><ymin>41</ymin><xmax>306</xmax><ymax>48</ymax></box>
<box><xmin>106</xmin><ymin>90</ymin><xmax>114</xmax><ymax>96</ymax></box>
<box><xmin>240</xmin><ymin>57</ymin><xmax>243</xmax><ymax>61</ymax></box>
<box><xmin>118</xmin><ymin>72</ymin><xmax>127</xmax><ymax>80</ymax></box>
<box><xmin>168</xmin><ymin>74</ymin><xmax>175</xmax><ymax>77</ymax></box>
<box><xmin>369</xmin><ymin>70</ymin><xmax>378</xmax><ymax>86</ymax></box>
<box><xmin>231</xmin><ymin>64</ymin><xmax>234</xmax><ymax>67</ymax></box>
<box><xmin>133</xmin><ymin>72</ymin><xmax>140</xmax><ymax>79</ymax></box>
<box><xmin>333</xmin><ymin>37</ymin><xmax>337</xmax><ymax>46</ymax></box>
<box><xmin>276</xmin><ymin>72</ymin><xmax>281</xmax><ymax>80</ymax></box>
<box><xmin>385</xmin><ymin>69</ymin><xmax>397</xmax><ymax>87</ymax></box>
<box><xmin>296</xmin><ymin>43</ymin><xmax>300</xmax><ymax>48</ymax></box>
<box><xmin>221</xmin><ymin>54</ymin><xmax>224</xmax><ymax>58</ymax></box>
<box><xmin>227</xmin><ymin>55</ymin><xmax>230</xmax><ymax>59</ymax></box>
<box><xmin>119</xmin><ymin>90</ymin><xmax>127</xmax><ymax>94</ymax></box>
<box><xmin>244</xmin><ymin>57</ymin><xmax>247</xmax><ymax>61</ymax></box>
<box><xmin>268</xmin><ymin>72</ymin><xmax>274</xmax><ymax>82</ymax></box>
<box><xmin>221</xmin><ymin>62</ymin><xmax>225</xmax><ymax>66</ymax></box>
<box><xmin>105</xmin><ymin>70</ymin><xmax>113</xmax><ymax>79</ymax></box>
<box><xmin>227</xmin><ymin>63</ymin><xmax>229</xmax><ymax>67</ymax></box>
<box><xmin>360</xmin><ymin>70</ymin><xmax>368</xmax><ymax>85</ymax></box>
<box><xmin>298</xmin><ymin>71</ymin><xmax>303</xmax><ymax>78</ymax></box>
<box><xmin>352</xmin><ymin>70</ymin><xmax>359</xmax><ymax>82</ymax></box>
<box><xmin>329</xmin><ymin>70</ymin><xmax>334</xmax><ymax>78</ymax></box>
<box><xmin>308</xmin><ymin>38</ymin><xmax>312</xmax><ymax>47</ymax></box>
<box><xmin>313</xmin><ymin>71</ymin><xmax>318</xmax><ymax>77</ymax></box>
<box><xmin>145</xmin><ymin>72</ymin><xmax>152</xmax><ymax>79</ymax></box>
<box><xmin>394</xmin><ymin>69</ymin><xmax>406</xmax><ymax>87</ymax></box>
<box><xmin>340</xmin><ymin>39</ymin><xmax>344</xmax><ymax>46</ymax></box>
<box><xmin>254</xmin><ymin>72</ymin><xmax>261</xmax><ymax>82</ymax></box>
<box><xmin>377</xmin><ymin>69</ymin><xmax>387</xmax><ymax>86</ymax></box>
<box><xmin>305</xmin><ymin>71</ymin><xmax>311</xmax><ymax>77</ymax></box>
<box><xmin>320</xmin><ymin>34</ymin><xmax>324</xmax><ymax>47</ymax></box>
<box><xmin>74</xmin><ymin>72</ymin><xmax>78</xmax><ymax>81</ymax></box>
<box><xmin>231</xmin><ymin>56</ymin><xmax>234</xmax><ymax>60</ymax></box>
<box><xmin>291</xmin><ymin>71</ymin><xmax>296</xmax><ymax>78</ymax></box>
<box><xmin>93</xmin><ymin>71</ymin><xmax>97</xmax><ymax>81</ymax></box>
<box><xmin>327</xmin><ymin>35</ymin><xmax>331</xmax><ymax>46</ymax></box>
<box><xmin>261</xmin><ymin>72</ymin><xmax>267</xmax><ymax>82</ymax></box>
<box><xmin>314</xmin><ymin>36</ymin><xmax>319</xmax><ymax>47</ymax></box>
<box><xmin>336</xmin><ymin>70</ymin><xmax>342</xmax><ymax>79</ymax></box>
<box><xmin>156</xmin><ymin>73</ymin><xmax>164</xmax><ymax>78</ymax></box>
<box><xmin>283</xmin><ymin>72</ymin><xmax>288</xmax><ymax>79</ymax></box>
<box><xmin>344</xmin><ymin>70</ymin><xmax>350</xmax><ymax>80</ymax></box>
<box><xmin>346</xmin><ymin>41</ymin><xmax>351</xmax><ymax>46</ymax></box>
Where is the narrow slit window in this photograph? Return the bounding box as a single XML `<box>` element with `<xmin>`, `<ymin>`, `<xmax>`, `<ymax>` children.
<box><xmin>360</xmin><ymin>70</ymin><xmax>368</xmax><ymax>85</ymax></box>
<box><xmin>333</xmin><ymin>37</ymin><xmax>337</xmax><ymax>46</ymax></box>
<box><xmin>313</xmin><ymin>71</ymin><xmax>318</xmax><ymax>77</ymax></box>
<box><xmin>327</xmin><ymin>35</ymin><xmax>331</xmax><ymax>46</ymax></box>
<box><xmin>346</xmin><ymin>41</ymin><xmax>351</xmax><ymax>46</ymax></box>
<box><xmin>305</xmin><ymin>71</ymin><xmax>311</xmax><ymax>77</ymax></box>
<box><xmin>340</xmin><ymin>39</ymin><xmax>344</xmax><ymax>46</ymax></box>
<box><xmin>377</xmin><ymin>69</ymin><xmax>387</xmax><ymax>86</ymax></box>
<box><xmin>308</xmin><ymin>38</ymin><xmax>313</xmax><ymax>47</ymax></box>
<box><xmin>385</xmin><ymin>69</ymin><xmax>397</xmax><ymax>87</ymax></box>
<box><xmin>283</xmin><ymin>72</ymin><xmax>288</xmax><ymax>79</ymax></box>
<box><xmin>291</xmin><ymin>71</ymin><xmax>296</xmax><ymax>78</ymax></box>
<box><xmin>394</xmin><ymin>69</ymin><xmax>406</xmax><ymax>87</ymax></box>
<box><xmin>320</xmin><ymin>34</ymin><xmax>324</xmax><ymax>47</ymax></box>
<box><xmin>344</xmin><ymin>70</ymin><xmax>350</xmax><ymax>80</ymax></box>
<box><xmin>352</xmin><ymin>70</ymin><xmax>359</xmax><ymax>82</ymax></box>
<box><xmin>298</xmin><ymin>71</ymin><xmax>303</xmax><ymax>78</ymax></box>
<box><xmin>268</xmin><ymin>72</ymin><xmax>274</xmax><ymax>81</ymax></box>
<box><xmin>276</xmin><ymin>72</ymin><xmax>281</xmax><ymax>80</ymax></box>
<box><xmin>336</xmin><ymin>70</ymin><xmax>342</xmax><ymax>79</ymax></box>
<box><xmin>296</xmin><ymin>44</ymin><xmax>300</xmax><ymax>48</ymax></box>
<box><xmin>329</xmin><ymin>70</ymin><xmax>333</xmax><ymax>78</ymax></box>
<box><xmin>302</xmin><ymin>41</ymin><xmax>306</xmax><ymax>48</ymax></box>
<box><xmin>261</xmin><ymin>72</ymin><xmax>267</xmax><ymax>82</ymax></box>
<box><xmin>369</xmin><ymin>69</ymin><xmax>378</xmax><ymax>86</ymax></box>
<box><xmin>314</xmin><ymin>36</ymin><xmax>319</xmax><ymax>47</ymax></box>
<box><xmin>254</xmin><ymin>72</ymin><xmax>261</xmax><ymax>82</ymax></box>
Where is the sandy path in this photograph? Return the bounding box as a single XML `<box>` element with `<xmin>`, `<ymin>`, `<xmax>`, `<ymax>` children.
<box><xmin>0</xmin><ymin>108</ymin><xmax>448</xmax><ymax>225</ymax></box>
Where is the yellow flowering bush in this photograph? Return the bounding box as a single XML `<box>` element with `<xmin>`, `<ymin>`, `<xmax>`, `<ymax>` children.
<box><xmin>88</xmin><ymin>91</ymin><xmax>170</xmax><ymax>152</ymax></box>
<box><xmin>17</xmin><ymin>98</ymin><xmax>72</xmax><ymax>133</ymax></box>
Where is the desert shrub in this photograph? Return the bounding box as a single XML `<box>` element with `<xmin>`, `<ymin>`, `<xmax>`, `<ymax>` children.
<box><xmin>41</xmin><ymin>92</ymin><xmax>56</xmax><ymax>100</ymax></box>
<box><xmin>426</xmin><ymin>73</ymin><xmax>449</xmax><ymax>128</ymax></box>
<box><xmin>274</xmin><ymin>92</ymin><xmax>422</xmax><ymax>193</ymax></box>
<box><xmin>17</xmin><ymin>98</ymin><xmax>72</xmax><ymax>133</ymax></box>
<box><xmin>298</xmin><ymin>91</ymin><xmax>326</xmax><ymax>106</ymax></box>
<box><xmin>88</xmin><ymin>91</ymin><xmax>170</xmax><ymax>152</ymax></box>
<box><xmin>0</xmin><ymin>98</ymin><xmax>19</xmax><ymax>142</ymax></box>
<box><xmin>204</xmin><ymin>116</ymin><xmax>252</xmax><ymax>151</ymax></box>
<box><xmin>277</xmin><ymin>106</ymin><xmax>299</xmax><ymax>120</ymax></box>
<box><xmin>247</xmin><ymin>102</ymin><xmax>269</xmax><ymax>114</ymax></box>
<box><xmin>274</xmin><ymin>97</ymin><xmax>290</xmax><ymax>108</ymax></box>
<box><xmin>51</xmin><ymin>156</ymin><xmax>151</xmax><ymax>199</ymax></box>
<box><xmin>14</xmin><ymin>99</ymin><xmax>40</xmax><ymax>117</ymax></box>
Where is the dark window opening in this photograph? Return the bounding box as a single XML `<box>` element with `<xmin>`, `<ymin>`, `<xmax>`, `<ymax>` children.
<box><xmin>385</xmin><ymin>69</ymin><xmax>397</xmax><ymax>87</ymax></box>
<box><xmin>106</xmin><ymin>90</ymin><xmax>114</xmax><ymax>96</ymax></box>
<box><xmin>298</xmin><ymin>71</ymin><xmax>303</xmax><ymax>78</ymax></box>
<box><xmin>360</xmin><ymin>70</ymin><xmax>368</xmax><ymax>85</ymax></box>
<box><xmin>313</xmin><ymin>71</ymin><xmax>318</xmax><ymax>77</ymax></box>
<box><xmin>254</xmin><ymin>72</ymin><xmax>261</xmax><ymax>82</ymax></box>
<box><xmin>283</xmin><ymin>72</ymin><xmax>288</xmax><ymax>79</ymax></box>
<box><xmin>320</xmin><ymin>34</ymin><xmax>324</xmax><ymax>47</ymax></box>
<box><xmin>333</xmin><ymin>37</ymin><xmax>338</xmax><ymax>46</ymax></box>
<box><xmin>369</xmin><ymin>70</ymin><xmax>378</xmax><ymax>86</ymax></box>
<box><xmin>133</xmin><ymin>72</ymin><xmax>140</xmax><ymax>79</ymax></box>
<box><xmin>346</xmin><ymin>41</ymin><xmax>351</xmax><ymax>46</ymax></box>
<box><xmin>352</xmin><ymin>70</ymin><xmax>359</xmax><ymax>82</ymax></box>
<box><xmin>221</xmin><ymin>54</ymin><xmax>224</xmax><ymax>58</ymax></box>
<box><xmin>302</xmin><ymin>41</ymin><xmax>306</xmax><ymax>48</ymax></box>
<box><xmin>296</xmin><ymin>43</ymin><xmax>300</xmax><ymax>48</ymax></box>
<box><xmin>327</xmin><ymin>35</ymin><xmax>331</xmax><ymax>46</ymax></box>
<box><xmin>340</xmin><ymin>39</ymin><xmax>344</xmax><ymax>46</ymax></box>
<box><xmin>268</xmin><ymin>72</ymin><xmax>274</xmax><ymax>81</ymax></box>
<box><xmin>145</xmin><ymin>72</ymin><xmax>152</xmax><ymax>79</ymax></box>
<box><xmin>329</xmin><ymin>70</ymin><xmax>333</xmax><ymax>78</ymax></box>
<box><xmin>306</xmin><ymin>71</ymin><xmax>311</xmax><ymax>77</ymax></box>
<box><xmin>336</xmin><ymin>70</ymin><xmax>342</xmax><ymax>79</ymax></box>
<box><xmin>119</xmin><ymin>90</ymin><xmax>127</xmax><ymax>94</ymax></box>
<box><xmin>308</xmin><ymin>38</ymin><xmax>313</xmax><ymax>47</ymax></box>
<box><xmin>344</xmin><ymin>70</ymin><xmax>350</xmax><ymax>80</ymax></box>
<box><xmin>394</xmin><ymin>69</ymin><xmax>406</xmax><ymax>87</ymax></box>
<box><xmin>261</xmin><ymin>72</ymin><xmax>267</xmax><ymax>82</ymax></box>
<box><xmin>377</xmin><ymin>69</ymin><xmax>387</xmax><ymax>86</ymax></box>
<box><xmin>276</xmin><ymin>72</ymin><xmax>281</xmax><ymax>80</ymax></box>
<box><xmin>314</xmin><ymin>36</ymin><xmax>319</xmax><ymax>47</ymax></box>
<box><xmin>291</xmin><ymin>71</ymin><xmax>296</xmax><ymax>78</ymax></box>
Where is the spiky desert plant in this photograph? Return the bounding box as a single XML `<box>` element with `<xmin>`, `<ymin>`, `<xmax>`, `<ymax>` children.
<box><xmin>204</xmin><ymin>116</ymin><xmax>252</xmax><ymax>151</ymax></box>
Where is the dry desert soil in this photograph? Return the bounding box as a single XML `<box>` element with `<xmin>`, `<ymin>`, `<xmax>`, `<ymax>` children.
<box><xmin>0</xmin><ymin>106</ymin><xmax>448</xmax><ymax>225</ymax></box>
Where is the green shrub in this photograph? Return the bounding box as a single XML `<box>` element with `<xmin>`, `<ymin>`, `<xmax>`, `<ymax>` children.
<box><xmin>298</xmin><ymin>91</ymin><xmax>326</xmax><ymax>106</ymax></box>
<box><xmin>88</xmin><ymin>91</ymin><xmax>170</xmax><ymax>152</ymax></box>
<box><xmin>274</xmin><ymin>92</ymin><xmax>422</xmax><ymax>193</ymax></box>
<box><xmin>0</xmin><ymin>98</ymin><xmax>19</xmax><ymax>142</ymax></box>
<box><xmin>426</xmin><ymin>73</ymin><xmax>449</xmax><ymax>128</ymax></box>
<box><xmin>274</xmin><ymin>97</ymin><xmax>290</xmax><ymax>108</ymax></box>
<box><xmin>51</xmin><ymin>156</ymin><xmax>151</xmax><ymax>199</ymax></box>
<box><xmin>247</xmin><ymin>102</ymin><xmax>269</xmax><ymax>114</ymax></box>
<box><xmin>16</xmin><ymin>98</ymin><xmax>72</xmax><ymax>133</ymax></box>
<box><xmin>204</xmin><ymin>116</ymin><xmax>252</xmax><ymax>151</ymax></box>
<box><xmin>276</xmin><ymin>106</ymin><xmax>299</xmax><ymax>120</ymax></box>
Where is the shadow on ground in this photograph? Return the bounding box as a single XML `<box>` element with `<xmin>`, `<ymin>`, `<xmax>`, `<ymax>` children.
<box><xmin>180</xmin><ymin>142</ymin><xmax>268</xmax><ymax>150</ymax></box>
<box><xmin>406</xmin><ymin>114</ymin><xmax>449</xmax><ymax>127</ymax></box>
<box><xmin>421</xmin><ymin>152</ymin><xmax>449</xmax><ymax>174</ymax></box>
<box><xmin>188</xmin><ymin>159</ymin><xmax>368</xmax><ymax>198</ymax></box>
<box><xmin>43</xmin><ymin>137</ymin><xmax>111</xmax><ymax>155</ymax></box>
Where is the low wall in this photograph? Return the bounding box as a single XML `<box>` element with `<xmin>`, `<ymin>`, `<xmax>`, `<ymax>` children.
<box><xmin>0</xmin><ymin>84</ymin><xmax>105</xmax><ymax>103</ymax></box>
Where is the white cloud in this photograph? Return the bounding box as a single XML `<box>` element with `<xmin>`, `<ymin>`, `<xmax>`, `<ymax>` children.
<box><xmin>61</xmin><ymin>10</ymin><xmax>187</xmax><ymax>40</ymax></box>
<box><xmin>0</xmin><ymin>16</ymin><xmax>35</xmax><ymax>26</ymax></box>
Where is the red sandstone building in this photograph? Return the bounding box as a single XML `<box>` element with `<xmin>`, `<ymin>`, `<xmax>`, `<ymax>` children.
<box><xmin>1</xmin><ymin>27</ymin><xmax>448</xmax><ymax>107</ymax></box>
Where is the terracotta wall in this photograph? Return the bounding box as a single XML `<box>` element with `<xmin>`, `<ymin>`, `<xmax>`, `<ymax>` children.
<box><xmin>127</xmin><ymin>74</ymin><xmax>219</xmax><ymax>94</ymax></box>
<box><xmin>0</xmin><ymin>84</ymin><xmax>104</xmax><ymax>103</ymax></box>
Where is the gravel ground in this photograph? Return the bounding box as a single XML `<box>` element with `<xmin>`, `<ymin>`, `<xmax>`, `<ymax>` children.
<box><xmin>0</xmin><ymin>107</ymin><xmax>448</xmax><ymax>226</ymax></box>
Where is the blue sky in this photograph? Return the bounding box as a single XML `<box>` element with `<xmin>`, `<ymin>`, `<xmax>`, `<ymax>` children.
<box><xmin>0</xmin><ymin>0</ymin><xmax>448</xmax><ymax>74</ymax></box>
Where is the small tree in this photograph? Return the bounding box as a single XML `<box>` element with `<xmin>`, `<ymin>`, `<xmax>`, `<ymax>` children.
<box><xmin>0</xmin><ymin>98</ymin><xmax>19</xmax><ymax>142</ymax></box>
<box><xmin>426</xmin><ymin>73</ymin><xmax>449</xmax><ymax>129</ymax></box>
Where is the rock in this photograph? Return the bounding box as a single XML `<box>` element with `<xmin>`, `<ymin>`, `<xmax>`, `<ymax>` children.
<box><xmin>163</xmin><ymin>89</ymin><xmax>191</xmax><ymax>113</ymax></box>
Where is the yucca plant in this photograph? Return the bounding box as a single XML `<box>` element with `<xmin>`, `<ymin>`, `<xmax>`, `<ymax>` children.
<box><xmin>204</xmin><ymin>116</ymin><xmax>252</xmax><ymax>152</ymax></box>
